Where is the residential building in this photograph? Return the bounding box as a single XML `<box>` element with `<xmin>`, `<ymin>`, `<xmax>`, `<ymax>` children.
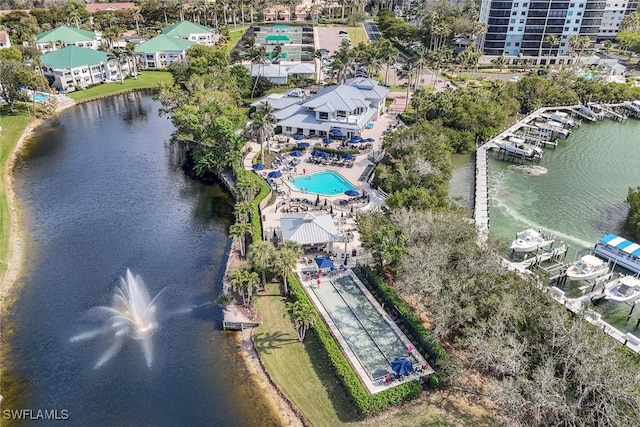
<box><xmin>598</xmin><ymin>1</ymin><xmax>639</xmax><ymax>40</ymax></box>
<box><xmin>134</xmin><ymin>34</ymin><xmax>195</xmax><ymax>68</ymax></box>
<box><xmin>85</xmin><ymin>2</ymin><xmax>137</xmax><ymax>13</ymax></box>
<box><xmin>161</xmin><ymin>20</ymin><xmax>218</xmax><ymax>46</ymax></box>
<box><xmin>0</xmin><ymin>30</ymin><xmax>10</xmax><ymax>49</ymax></box>
<box><xmin>479</xmin><ymin>1</ymin><xmax>609</xmax><ymax>64</ymax></box>
<box><xmin>272</xmin><ymin>78</ymin><xmax>389</xmax><ymax>138</ymax></box>
<box><xmin>35</xmin><ymin>26</ymin><xmax>101</xmax><ymax>53</ymax></box>
<box><xmin>249</xmin><ymin>64</ymin><xmax>289</xmax><ymax>84</ymax></box>
<box><xmin>40</xmin><ymin>45</ymin><xmax>130</xmax><ymax>92</ymax></box>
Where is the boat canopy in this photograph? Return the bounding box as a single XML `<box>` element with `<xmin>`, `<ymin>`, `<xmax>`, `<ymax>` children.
<box><xmin>582</xmin><ymin>254</ymin><xmax>605</xmax><ymax>266</ymax></box>
<box><xmin>599</xmin><ymin>234</ymin><xmax>640</xmax><ymax>257</ymax></box>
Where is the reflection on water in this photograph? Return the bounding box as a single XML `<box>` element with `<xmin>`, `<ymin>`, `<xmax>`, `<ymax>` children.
<box><xmin>5</xmin><ymin>93</ymin><xmax>280</xmax><ymax>426</ymax></box>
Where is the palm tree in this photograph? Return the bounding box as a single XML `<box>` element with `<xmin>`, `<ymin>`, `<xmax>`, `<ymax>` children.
<box><xmin>124</xmin><ymin>43</ymin><xmax>139</xmax><ymax>80</ymax></box>
<box><xmin>568</xmin><ymin>35</ymin><xmax>591</xmax><ymax>68</ymax></box>
<box><xmin>234</xmin><ymin>201</ymin><xmax>252</xmax><ymax>223</ymax></box>
<box><xmin>313</xmin><ymin>49</ymin><xmax>323</xmax><ymax>85</ymax></box>
<box><xmin>246</xmin><ymin>45</ymin><xmax>269</xmax><ymax>98</ymax></box>
<box><xmin>544</xmin><ymin>34</ymin><xmax>560</xmax><ymax>67</ymax></box>
<box><xmin>130</xmin><ymin>10</ymin><xmax>145</xmax><ymax>35</ymax></box>
<box><xmin>247</xmin><ymin>241</ymin><xmax>276</xmax><ymax>290</ymax></box>
<box><xmin>108</xmin><ymin>48</ymin><xmax>126</xmax><ymax>83</ymax></box>
<box><xmin>491</xmin><ymin>55</ymin><xmax>507</xmax><ymax>72</ymax></box>
<box><xmin>249</xmin><ymin>101</ymin><xmax>276</xmax><ymax>164</ymax></box>
<box><xmin>285</xmin><ymin>300</ymin><xmax>316</xmax><ymax>342</ymax></box>
<box><xmin>229</xmin><ymin>268</ymin><xmax>259</xmax><ymax>306</ymax></box>
<box><xmin>230</xmin><ymin>222</ymin><xmax>252</xmax><ymax>257</ymax></box>
<box><xmin>273</xmin><ymin>241</ymin><xmax>302</xmax><ymax>294</ymax></box>
<box><xmin>396</xmin><ymin>62</ymin><xmax>415</xmax><ymax>113</ymax></box>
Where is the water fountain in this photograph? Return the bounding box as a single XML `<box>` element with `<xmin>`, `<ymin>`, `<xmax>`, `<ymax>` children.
<box><xmin>71</xmin><ymin>269</ymin><xmax>165</xmax><ymax>368</ymax></box>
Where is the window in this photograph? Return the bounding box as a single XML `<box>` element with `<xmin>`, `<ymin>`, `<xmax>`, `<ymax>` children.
<box><xmin>515</xmin><ymin>42</ymin><xmax>520</xmax><ymax>46</ymax></box>
<box><xmin>570</xmin><ymin>3</ymin><xmax>575</xmax><ymax>7</ymax></box>
<box><xmin>512</xmin><ymin>11</ymin><xmax>517</xmax><ymax>15</ymax></box>
<box><xmin>511</xmin><ymin>18</ymin><xmax>516</xmax><ymax>23</ymax></box>
<box><xmin>337</xmin><ymin>111</ymin><xmax>347</xmax><ymax>118</ymax></box>
<box><xmin>521</xmin><ymin>11</ymin><xmax>526</xmax><ymax>15</ymax></box>
<box><xmin>319</xmin><ymin>112</ymin><xmax>328</xmax><ymax>120</ymax></box>
<box><xmin>575</xmin><ymin>19</ymin><xmax>580</xmax><ymax>23</ymax></box>
<box><xmin>506</xmin><ymin>42</ymin><xmax>512</xmax><ymax>46</ymax></box>
<box><xmin>519</xmin><ymin>18</ymin><xmax>525</xmax><ymax>23</ymax></box>
<box><xmin>518</xmin><ymin>26</ymin><xmax>523</xmax><ymax>31</ymax></box>
<box><xmin>577</xmin><ymin>11</ymin><xmax>582</xmax><ymax>16</ymax></box>
<box><xmin>566</xmin><ymin>19</ymin><xmax>571</xmax><ymax>23</ymax></box>
<box><xmin>514</xmin><ymin>2</ymin><xmax>519</xmax><ymax>6</ymax></box>
<box><xmin>573</xmin><ymin>27</ymin><xmax>578</xmax><ymax>31</ymax></box>
<box><xmin>568</xmin><ymin>11</ymin><xmax>574</xmax><ymax>16</ymax></box>
<box><xmin>509</xmin><ymin>26</ymin><xmax>514</xmax><ymax>31</ymax></box>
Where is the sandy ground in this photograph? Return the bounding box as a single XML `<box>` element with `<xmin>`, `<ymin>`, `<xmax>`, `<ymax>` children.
<box><xmin>0</xmin><ymin>96</ymin><xmax>76</xmax><ymax>311</ymax></box>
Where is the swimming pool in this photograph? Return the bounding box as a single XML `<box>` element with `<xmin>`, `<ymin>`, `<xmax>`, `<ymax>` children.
<box><xmin>30</xmin><ymin>92</ymin><xmax>52</xmax><ymax>103</ymax></box>
<box><xmin>289</xmin><ymin>171</ymin><xmax>356</xmax><ymax>196</ymax></box>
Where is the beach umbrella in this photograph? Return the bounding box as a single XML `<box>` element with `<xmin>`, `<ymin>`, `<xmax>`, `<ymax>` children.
<box><xmin>349</xmin><ymin>139</ymin><xmax>361</xmax><ymax>144</ymax></box>
<box><xmin>317</xmin><ymin>151</ymin><xmax>329</xmax><ymax>158</ymax></box>
<box><xmin>290</xmin><ymin>150</ymin><xmax>303</xmax><ymax>157</ymax></box>
<box><xmin>390</xmin><ymin>357</ymin><xmax>413</xmax><ymax>376</ymax></box>
<box><xmin>323</xmin><ymin>137</ymin><xmax>332</xmax><ymax>143</ymax></box>
<box><xmin>345</xmin><ymin>189</ymin><xmax>359</xmax><ymax>197</ymax></box>
<box><xmin>314</xmin><ymin>256</ymin><xmax>334</xmax><ymax>270</ymax></box>
<box><xmin>297</xmin><ymin>142</ymin><xmax>310</xmax><ymax>148</ymax></box>
<box><xmin>268</xmin><ymin>170</ymin><xmax>282</xmax><ymax>178</ymax></box>
<box><xmin>342</xmin><ymin>153</ymin><xmax>354</xmax><ymax>160</ymax></box>
<box><xmin>294</xmin><ymin>135</ymin><xmax>305</xmax><ymax>140</ymax></box>
<box><xmin>330</xmin><ymin>129</ymin><xmax>344</xmax><ymax>137</ymax></box>
<box><xmin>253</xmin><ymin>163</ymin><xmax>266</xmax><ymax>170</ymax></box>
<box><xmin>350</xmin><ymin>135</ymin><xmax>363</xmax><ymax>142</ymax></box>
<box><xmin>364</xmin><ymin>138</ymin><xmax>375</xmax><ymax>142</ymax></box>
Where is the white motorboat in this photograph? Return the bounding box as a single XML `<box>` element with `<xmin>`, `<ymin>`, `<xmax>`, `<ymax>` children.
<box><xmin>604</xmin><ymin>275</ymin><xmax>640</xmax><ymax>303</ymax></box>
<box><xmin>566</xmin><ymin>254</ymin><xmax>610</xmax><ymax>281</ymax></box>
<box><xmin>510</xmin><ymin>229</ymin><xmax>554</xmax><ymax>253</ymax></box>
<box><xmin>495</xmin><ymin>137</ymin><xmax>543</xmax><ymax>159</ymax></box>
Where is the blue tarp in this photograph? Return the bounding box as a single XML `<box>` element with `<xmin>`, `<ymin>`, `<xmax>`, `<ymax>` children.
<box><xmin>268</xmin><ymin>170</ymin><xmax>282</xmax><ymax>178</ymax></box>
<box><xmin>315</xmin><ymin>256</ymin><xmax>334</xmax><ymax>270</ymax></box>
<box><xmin>391</xmin><ymin>357</ymin><xmax>412</xmax><ymax>376</ymax></box>
<box><xmin>345</xmin><ymin>189</ymin><xmax>359</xmax><ymax>197</ymax></box>
<box><xmin>253</xmin><ymin>163</ymin><xmax>266</xmax><ymax>170</ymax></box>
<box><xmin>290</xmin><ymin>150</ymin><xmax>303</xmax><ymax>157</ymax></box>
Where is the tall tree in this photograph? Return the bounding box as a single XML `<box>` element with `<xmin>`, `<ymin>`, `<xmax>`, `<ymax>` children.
<box><xmin>285</xmin><ymin>300</ymin><xmax>316</xmax><ymax>342</ymax></box>
<box><xmin>247</xmin><ymin>240</ymin><xmax>276</xmax><ymax>289</ymax></box>
<box><xmin>248</xmin><ymin>101</ymin><xmax>276</xmax><ymax>164</ymax></box>
<box><xmin>273</xmin><ymin>241</ymin><xmax>302</xmax><ymax>294</ymax></box>
<box><xmin>230</xmin><ymin>222</ymin><xmax>252</xmax><ymax>257</ymax></box>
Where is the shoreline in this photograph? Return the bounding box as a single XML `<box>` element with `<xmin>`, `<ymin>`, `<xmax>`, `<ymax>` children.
<box><xmin>0</xmin><ymin>94</ymin><xmax>304</xmax><ymax>426</ymax></box>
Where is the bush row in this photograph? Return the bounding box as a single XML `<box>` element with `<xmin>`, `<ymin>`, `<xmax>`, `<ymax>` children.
<box><xmin>354</xmin><ymin>266</ymin><xmax>446</xmax><ymax>365</ymax></box>
<box><xmin>311</xmin><ymin>146</ymin><xmax>360</xmax><ymax>155</ymax></box>
<box><xmin>288</xmin><ymin>274</ymin><xmax>422</xmax><ymax>417</ymax></box>
<box><xmin>235</xmin><ymin>167</ymin><xmax>271</xmax><ymax>241</ymax></box>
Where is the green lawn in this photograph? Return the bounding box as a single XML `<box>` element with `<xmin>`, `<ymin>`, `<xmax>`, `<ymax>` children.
<box><xmin>253</xmin><ymin>283</ymin><xmax>495</xmax><ymax>426</ymax></box>
<box><xmin>0</xmin><ymin>105</ymin><xmax>32</xmax><ymax>281</ymax></box>
<box><xmin>68</xmin><ymin>71</ymin><xmax>173</xmax><ymax>101</ymax></box>
<box><xmin>253</xmin><ymin>283</ymin><xmax>361</xmax><ymax>426</ymax></box>
<box><xmin>226</xmin><ymin>27</ymin><xmax>250</xmax><ymax>56</ymax></box>
<box><xmin>344</xmin><ymin>24</ymin><xmax>369</xmax><ymax>45</ymax></box>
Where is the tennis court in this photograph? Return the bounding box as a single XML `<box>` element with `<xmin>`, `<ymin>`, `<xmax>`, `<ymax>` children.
<box><xmin>307</xmin><ymin>271</ymin><xmax>426</xmax><ymax>383</ymax></box>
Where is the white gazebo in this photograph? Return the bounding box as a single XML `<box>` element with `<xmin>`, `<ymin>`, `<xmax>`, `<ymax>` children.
<box><xmin>280</xmin><ymin>212</ymin><xmax>339</xmax><ymax>251</ymax></box>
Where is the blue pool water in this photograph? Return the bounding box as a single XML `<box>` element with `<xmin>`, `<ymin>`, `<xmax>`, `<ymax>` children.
<box><xmin>31</xmin><ymin>92</ymin><xmax>52</xmax><ymax>102</ymax></box>
<box><xmin>289</xmin><ymin>171</ymin><xmax>356</xmax><ymax>196</ymax></box>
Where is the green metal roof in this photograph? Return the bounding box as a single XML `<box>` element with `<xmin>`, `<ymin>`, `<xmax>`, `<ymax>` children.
<box><xmin>36</xmin><ymin>25</ymin><xmax>96</xmax><ymax>44</ymax></box>
<box><xmin>40</xmin><ymin>45</ymin><xmax>107</xmax><ymax>69</ymax></box>
<box><xmin>161</xmin><ymin>20</ymin><xmax>211</xmax><ymax>37</ymax></box>
<box><xmin>265</xmin><ymin>35</ymin><xmax>290</xmax><ymax>42</ymax></box>
<box><xmin>134</xmin><ymin>34</ymin><xmax>196</xmax><ymax>54</ymax></box>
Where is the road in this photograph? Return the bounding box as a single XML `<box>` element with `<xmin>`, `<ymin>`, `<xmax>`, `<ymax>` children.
<box><xmin>363</xmin><ymin>21</ymin><xmax>381</xmax><ymax>41</ymax></box>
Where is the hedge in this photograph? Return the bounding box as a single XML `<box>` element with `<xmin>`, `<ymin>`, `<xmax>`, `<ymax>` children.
<box><xmin>234</xmin><ymin>166</ymin><xmax>271</xmax><ymax>241</ymax></box>
<box><xmin>288</xmin><ymin>274</ymin><xmax>422</xmax><ymax>417</ymax></box>
<box><xmin>353</xmin><ymin>266</ymin><xmax>446</xmax><ymax>366</ymax></box>
<box><xmin>311</xmin><ymin>146</ymin><xmax>360</xmax><ymax>155</ymax></box>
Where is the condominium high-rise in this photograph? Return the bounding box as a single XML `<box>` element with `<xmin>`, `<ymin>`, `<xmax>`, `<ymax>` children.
<box><xmin>478</xmin><ymin>1</ymin><xmax>637</xmax><ymax>63</ymax></box>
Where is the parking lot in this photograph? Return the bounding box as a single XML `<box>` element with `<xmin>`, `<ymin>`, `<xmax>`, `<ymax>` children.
<box><xmin>315</xmin><ymin>26</ymin><xmax>352</xmax><ymax>54</ymax></box>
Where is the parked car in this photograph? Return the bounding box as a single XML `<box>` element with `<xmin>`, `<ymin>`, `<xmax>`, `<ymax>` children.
<box><xmin>338</xmin><ymin>30</ymin><xmax>348</xmax><ymax>35</ymax></box>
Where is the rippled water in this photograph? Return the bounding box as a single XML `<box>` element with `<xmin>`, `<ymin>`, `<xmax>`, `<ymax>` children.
<box><xmin>4</xmin><ymin>93</ymin><xmax>280</xmax><ymax>426</ymax></box>
<box><xmin>450</xmin><ymin>119</ymin><xmax>640</xmax><ymax>256</ymax></box>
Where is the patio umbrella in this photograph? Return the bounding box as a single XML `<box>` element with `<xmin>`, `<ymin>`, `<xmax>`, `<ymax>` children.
<box><xmin>253</xmin><ymin>163</ymin><xmax>266</xmax><ymax>170</ymax></box>
<box><xmin>297</xmin><ymin>142</ymin><xmax>310</xmax><ymax>148</ymax></box>
<box><xmin>294</xmin><ymin>135</ymin><xmax>305</xmax><ymax>140</ymax></box>
<box><xmin>323</xmin><ymin>137</ymin><xmax>332</xmax><ymax>143</ymax></box>
<box><xmin>330</xmin><ymin>129</ymin><xmax>344</xmax><ymax>137</ymax></box>
<box><xmin>342</xmin><ymin>153</ymin><xmax>354</xmax><ymax>160</ymax></box>
<box><xmin>349</xmin><ymin>139</ymin><xmax>361</xmax><ymax>144</ymax></box>
<box><xmin>364</xmin><ymin>138</ymin><xmax>375</xmax><ymax>142</ymax></box>
<box><xmin>290</xmin><ymin>150</ymin><xmax>303</xmax><ymax>157</ymax></box>
<box><xmin>268</xmin><ymin>170</ymin><xmax>282</xmax><ymax>178</ymax></box>
<box><xmin>314</xmin><ymin>256</ymin><xmax>334</xmax><ymax>270</ymax></box>
<box><xmin>345</xmin><ymin>189</ymin><xmax>359</xmax><ymax>197</ymax></box>
<box><xmin>349</xmin><ymin>136</ymin><xmax>362</xmax><ymax>143</ymax></box>
<box><xmin>391</xmin><ymin>357</ymin><xmax>413</xmax><ymax>376</ymax></box>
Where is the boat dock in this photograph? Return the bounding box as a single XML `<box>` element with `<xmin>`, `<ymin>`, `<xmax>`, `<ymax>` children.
<box><xmin>474</xmin><ymin>144</ymin><xmax>490</xmax><ymax>239</ymax></box>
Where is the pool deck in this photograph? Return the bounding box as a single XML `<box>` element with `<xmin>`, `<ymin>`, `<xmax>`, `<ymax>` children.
<box><xmin>248</xmin><ymin>111</ymin><xmax>397</xmax><ymax>262</ymax></box>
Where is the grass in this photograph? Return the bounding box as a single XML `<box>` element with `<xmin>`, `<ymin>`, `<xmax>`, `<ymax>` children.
<box><xmin>226</xmin><ymin>27</ymin><xmax>250</xmax><ymax>56</ymax></box>
<box><xmin>253</xmin><ymin>283</ymin><xmax>361</xmax><ymax>426</ymax></box>
<box><xmin>344</xmin><ymin>24</ymin><xmax>369</xmax><ymax>46</ymax></box>
<box><xmin>0</xmin><ymin>105</ymin><xmax>32</xmax><ymax>281</ymax></box>
<box><xmin>253</xmin><ymin>282</ymin><xmax>495</xmax><ymax>426</ymax></box>
<box><xmin>67</xmin><ymin>71</ymin><xmax>173</xmax><ymax>101</ymax></box>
